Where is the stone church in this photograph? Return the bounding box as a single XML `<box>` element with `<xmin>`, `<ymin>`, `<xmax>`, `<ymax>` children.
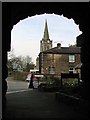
<box><xmin>36</xmin><ymin>19</ymin><xmax>52</xmax><ymax>69</ymax></box>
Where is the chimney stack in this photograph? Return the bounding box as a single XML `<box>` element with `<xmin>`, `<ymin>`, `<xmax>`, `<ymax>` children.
<box><xmin>57</xmin><ymin>43</ymin><xmax>61</xmax><ymax>49</ymax></box>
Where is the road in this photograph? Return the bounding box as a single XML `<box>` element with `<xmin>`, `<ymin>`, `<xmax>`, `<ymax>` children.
<box><xmin>4</xmin><ymin>77</ymin><xmax>88</xmax><ymax>119</ymax></box>
<box><xmin>6</xmin><ymin>77</ymin><xmax>29</xmax><ymax>93</ymax></box>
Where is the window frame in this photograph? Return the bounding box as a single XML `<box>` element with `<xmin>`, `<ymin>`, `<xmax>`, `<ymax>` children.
<box><xmin>48</xmin><ymin>66</ymin><xmax>55</xmax><ymax>74</ymax></box>
<box><xmin>69</xmin><ymin>54</ymin><xmax>75</xmax><ymax>63</ymax></box>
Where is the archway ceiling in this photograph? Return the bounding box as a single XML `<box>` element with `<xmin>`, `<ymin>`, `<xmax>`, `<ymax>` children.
<box><xmin>10</xmin><ymin>3</ymin><xmax>89</xmax><ymax>32</ymax></box>
<box><xmin>2</xmin><ymin>2</ymin><xmax>89</xmax><ymax>51</ymax></box>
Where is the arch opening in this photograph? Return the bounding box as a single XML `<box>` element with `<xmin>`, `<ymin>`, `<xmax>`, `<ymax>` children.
<box><xmin>7</xmin><ymin>13</ymin><xmax>82</xmax><ymax>91</ymax></box>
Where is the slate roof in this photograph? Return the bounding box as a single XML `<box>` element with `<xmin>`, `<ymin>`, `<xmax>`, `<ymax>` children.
<box><xmin>41</xmin><ymin>46</ymin><xmax>81</xmax><ymax>54</ymax></box>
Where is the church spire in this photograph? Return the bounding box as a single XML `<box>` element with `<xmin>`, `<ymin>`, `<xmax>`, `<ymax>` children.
<box><xmin>43</xmin><ymin>19</ymin><xmax>49</xmax><ymax>40</ymax></box>
<box><xmin>40</xmin><ymin>19</ymin><xmax>52</xmax><ymax>52</ymax></box>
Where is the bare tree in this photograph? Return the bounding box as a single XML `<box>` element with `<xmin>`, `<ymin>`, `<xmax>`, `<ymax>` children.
<box><xmin>8</xmin><ymin>47</ymin><xmax>15</xmax><ymax>60</ymax></box>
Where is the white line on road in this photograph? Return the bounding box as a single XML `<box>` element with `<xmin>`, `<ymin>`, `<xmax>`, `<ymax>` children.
<box><xmin>7</xmin><ymin>89</ymin><xmax>33</xmax><ymax>94</ymax></box>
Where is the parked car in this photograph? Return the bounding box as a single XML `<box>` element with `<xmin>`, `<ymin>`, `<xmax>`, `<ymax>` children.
<box><xmin>26</xmin><ymin>74</ymin><xmax>32</xmax><ymax>82</ymax></box>
<box><xmin>26</xmin><ymin>74</ymin><xmax>44</xmax><ymax>88</ymax></box>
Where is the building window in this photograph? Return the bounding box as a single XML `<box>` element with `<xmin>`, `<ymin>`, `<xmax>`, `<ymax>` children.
<box><xmin>69</xmin><ymin>55</ymin><xmax>75</xmax><ymax>63</ymax></box>
<box><xmin>48</xmin><ymin>66</ymin><xmax>55</xmax><ymax>74</ymax></box>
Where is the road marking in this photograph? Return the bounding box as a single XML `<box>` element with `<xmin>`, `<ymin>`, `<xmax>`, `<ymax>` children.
<box><xmin>7</xmin><ymin>89</ymin><xmax>33</xmax><ymax>94</ymax></box>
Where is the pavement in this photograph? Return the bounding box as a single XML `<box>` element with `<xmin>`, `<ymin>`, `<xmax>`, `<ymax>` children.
<box><xmin>3</xmin><ymin>89</ymin><xmax>89</xmax><ymax>119</ymax></box>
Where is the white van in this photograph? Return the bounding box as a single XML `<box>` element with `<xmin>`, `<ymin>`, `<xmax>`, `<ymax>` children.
<box><xmin>30</xmin><ymin>69</ymin><xmax>39</xmax><ymax>74</ymax></box>
<box><xmin>26</xmin><ymin>74</ymin><xmax>44</xmax><ymax>82</ymax></box>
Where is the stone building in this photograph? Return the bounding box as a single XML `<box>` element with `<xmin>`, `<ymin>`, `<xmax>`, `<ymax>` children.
<box><xmin>39</xmin><ymin>43</ymin><xmax>81</xmax><ymax>76</ymax></box>
<box><xmin>39</xmin><ymin>20</ymin><xmax>81</xmax><ymax>76</ymax></box>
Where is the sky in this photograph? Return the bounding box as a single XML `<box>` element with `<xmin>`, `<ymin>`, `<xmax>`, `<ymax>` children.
<box><xmin>10</xmin><ymin>13</ymin><xmax>82</xmax><ymax>64</ymax></box>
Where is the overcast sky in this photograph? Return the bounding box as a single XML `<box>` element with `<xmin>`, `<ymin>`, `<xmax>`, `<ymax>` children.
<box><xmin>10</xmin><ymin>13</ymin><xmax>82</xmax><ymax>64</ymax></box>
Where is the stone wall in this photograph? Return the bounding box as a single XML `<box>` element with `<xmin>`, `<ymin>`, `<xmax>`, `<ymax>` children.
<box><xmin>41</xmin><ymin>53</ymin><xmax>81</xmax><ymax>76</ymax></box>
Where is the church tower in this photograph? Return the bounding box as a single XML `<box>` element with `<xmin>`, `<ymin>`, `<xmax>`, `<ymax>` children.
<box><xmin>40</xmin><ymin>19</ymin><xmax>52</xmax><ymax>52</ymax></box>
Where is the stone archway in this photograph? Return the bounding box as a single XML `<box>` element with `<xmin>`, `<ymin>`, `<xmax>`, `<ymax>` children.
<box><xmin>2</xmin><ymin>2</ymin><xmax>89</xmax><ymax>99</ymax></box>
